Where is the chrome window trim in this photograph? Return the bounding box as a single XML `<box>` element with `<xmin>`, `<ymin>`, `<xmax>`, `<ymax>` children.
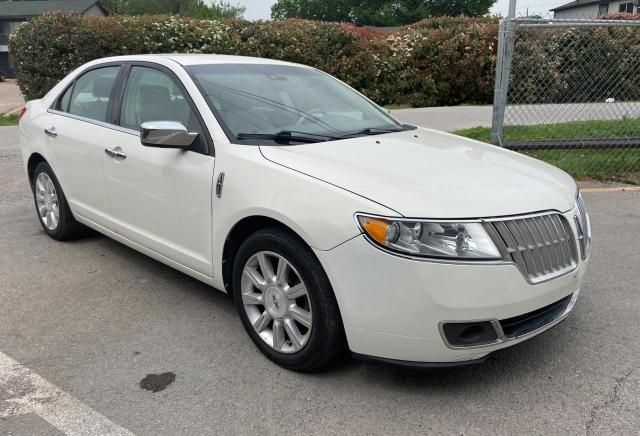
<box><xmin>47</xmin><ymin>109</ymin><xmax>139</xmax><ymax>136</ymax></box>
<box><xmin>353</xmin><ymin>210</ymin><xmax>580</xmax><ymax>280</ymax></box>
<box><xmin>438</xmin><ymin>289</ymin><xmax>580</xmax><ymax>350</ymax></box>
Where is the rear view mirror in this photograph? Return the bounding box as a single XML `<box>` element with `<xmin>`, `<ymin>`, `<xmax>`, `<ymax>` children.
<box><xmin>140</xmin><ymin>121</ymin><xmax>198</xmax><ymax>148</ymax></box>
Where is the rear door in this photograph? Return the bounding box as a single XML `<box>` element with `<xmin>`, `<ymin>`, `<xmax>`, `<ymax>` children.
<box><xmin>45</xmin><ymin>65</ymin><xmax>122</xmax><ymax>228</ymax></box>
<box><xmin>101</xmin><ymin>64</ymin><xmax>216</xmax><ymax>277</ymax></box>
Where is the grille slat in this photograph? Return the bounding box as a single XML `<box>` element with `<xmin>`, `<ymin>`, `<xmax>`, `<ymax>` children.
<box><xmin>489</xmin><ymin>213</ymin><xmax>577</xmax><ymax>284</ymax></box>
<box><xmin>549</xmin><ymin>214</ymin><xmax>571</xmax><ymax>267</ymax></box>
<box><xmin>493</xmin><ymin>221</ymin><xmax>528</xmax><ymax>270</ymax></box>
<box><xmin>524</xmin><ymin>218</ymin><xmax>549</xmax><ymax>275</ymax></box>
<box><xmin>559</xmin><ymin>216</ymin><xmax>578</xmax><ymax>265</ymax></box>
<box><xmin>535</xmin><ymin>216</ymin><xmax>558</xmax><ymax>272</ymax></box>
<box><xmin>506</xmin><ymin>220</ymin><xmax>538</xmax><ymax>276</ymax></box>
<box><xmin>538</xmin><ymin>215</ymin><xmax>561</xmax><ymax>269</ymax></box>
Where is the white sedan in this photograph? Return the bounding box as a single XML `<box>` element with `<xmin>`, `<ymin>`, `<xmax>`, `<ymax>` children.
<box><xmin>19</xmin><ymin>55</ymin><xmax>591</xmax><ymax>371</ymax></box>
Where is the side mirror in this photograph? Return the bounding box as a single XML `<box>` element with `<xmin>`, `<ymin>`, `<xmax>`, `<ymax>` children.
<box><xmin>140</xmin><ymin>121</ymin><xmax>198</xmax><ymax>148</ymax></box>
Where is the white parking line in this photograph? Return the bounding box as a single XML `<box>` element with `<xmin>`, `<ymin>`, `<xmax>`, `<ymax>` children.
<box><xmin>0</xmin><ymin>351</ymin><xmax>134</xmax><ymax>436</ymax></box>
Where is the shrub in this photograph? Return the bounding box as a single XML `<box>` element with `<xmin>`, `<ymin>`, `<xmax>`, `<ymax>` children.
<box><xmin>406</xmin><ymin>17</ymin><xmax>498</xmax><ymax>106</ymax></box>
<box><xmin>509</xmin><ymin>23</ymin><xmax>640</xmax><ymax>104</ymax></box>
<box><xmin>10</xmin><ymin>13</ymin><xmax>237</xmax><ymax>100</ymax></box>
<box><xmin>600</xmin><ymin>12</ymin><xmax>640</xmax><ymax>20</ymax></box>
<box><xmin>10</xmin><ymin>12</ymin><xmax>497</xmax><ymax>106</ymax></box>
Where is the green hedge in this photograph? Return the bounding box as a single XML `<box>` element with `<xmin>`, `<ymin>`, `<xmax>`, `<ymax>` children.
<box><xmin>11</xmin><ymin>13</ymin><xmax>640</xmax><ymax>107</ymax></box>
<box><xmin>9</xmin><ymin>13</ymin><xmax>498</xmax><ymax>106</ymax></box>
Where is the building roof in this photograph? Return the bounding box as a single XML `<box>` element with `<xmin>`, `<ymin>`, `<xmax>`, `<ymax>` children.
<box><xmin>0</xmin><ymin>1</ymin><xmax>106</xmax><ymax>18</ymax></box>
<box><xmin>550</xmin><ymin>0</ymin><xmax>603</xmax><ymax>12</ymax></box>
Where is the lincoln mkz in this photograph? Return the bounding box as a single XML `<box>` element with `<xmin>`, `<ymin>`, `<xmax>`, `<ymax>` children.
<box><xmin>19</xmin><ymin>55</ymin><xmax>591</xmax><ymax>371</ymax></box>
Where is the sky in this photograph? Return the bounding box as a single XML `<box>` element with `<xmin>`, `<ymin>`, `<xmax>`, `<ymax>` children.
<box><xmin>234</xmin><ymin>0</ymin><xmax>565</xmax><ymax>21</ymax></box>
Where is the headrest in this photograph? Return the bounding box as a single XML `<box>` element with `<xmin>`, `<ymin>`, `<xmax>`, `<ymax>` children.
<box><xmin>139</xmin><ymin>85</ymin><xmax>171</xmax><ymax>103</ymax></box>
<box><xmin>92</xmin><ymin>77</ymin><xmax>113</xmax><ymax>99</ymax></box>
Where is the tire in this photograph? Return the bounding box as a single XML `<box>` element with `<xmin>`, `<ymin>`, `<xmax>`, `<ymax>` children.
<box><xmin>32</xmin><ymin>162</ymin><xmax>84</xmax><ymax>240</ymax></box>
<box><xmin>232</xmin><ymin>227</ymin><xmax>346</xmax><ymax>372</ymax></box>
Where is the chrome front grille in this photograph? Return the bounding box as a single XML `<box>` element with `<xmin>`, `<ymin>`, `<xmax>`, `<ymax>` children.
<box><xmin>487</xmin><ymin>213</ymin><xmax>578</xmax><ymax>284</ymax></box>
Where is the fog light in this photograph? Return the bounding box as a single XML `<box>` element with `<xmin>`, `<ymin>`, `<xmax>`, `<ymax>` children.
<box><xmin>442</xmin><ymin>321</ymin><xmax>498</xmax><ymax>347</ymax></box>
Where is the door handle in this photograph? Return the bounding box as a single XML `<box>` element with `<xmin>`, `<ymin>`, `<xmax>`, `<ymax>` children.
<box><xmin>44</xmin><ymin>127</ymin><xmax>57</xmax><ymax>138</ymax></box>
<box><xmin>105</xmin><ymin>147</ymin><xmax>127</xmax><ymax>160</ymax></box>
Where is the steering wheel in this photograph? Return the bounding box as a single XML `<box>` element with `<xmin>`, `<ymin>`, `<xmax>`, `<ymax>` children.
<box><xmin>295</xmin><ymin>108</ymin><xmax>326</xmax><ymax>126</ymax></box>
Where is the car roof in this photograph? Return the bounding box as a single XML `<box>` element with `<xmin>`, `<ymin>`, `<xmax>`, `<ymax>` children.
<box><xmin>91</xmin><ymin>54</ymin><xmax>312</xmax><ymax>68</ymax></box>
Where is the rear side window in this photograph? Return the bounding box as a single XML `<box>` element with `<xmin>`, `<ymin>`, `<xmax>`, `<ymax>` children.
<box><xmin>66</xmin><ymin>67</ymin><xmax>120</xmax><ymax>123</ymax></box>
<box><xmin>56</xmin><ymin>85</ymin><xmax>72</xmax><ymax>112</ymax></box>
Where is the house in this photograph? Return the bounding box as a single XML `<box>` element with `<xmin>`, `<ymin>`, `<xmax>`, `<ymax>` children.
<box><xmin>551</xmin><ymin>1</ymin><xmax>638</xmax><ymax>19</ymax></box>
<box><xmin>0</xmin><ymin>0</ymin><xmax>108</xmax><ymax>76</ymax></box>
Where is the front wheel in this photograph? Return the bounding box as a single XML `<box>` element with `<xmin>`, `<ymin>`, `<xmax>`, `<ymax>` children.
<box><xmin>232</xmin><ymin>228</ymin><xmax>346</xmax><ymax>371</ymax></box>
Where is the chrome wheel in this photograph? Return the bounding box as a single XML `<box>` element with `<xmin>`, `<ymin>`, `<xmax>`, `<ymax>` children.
<box><xmin>35</xmin><ymin>172</ymin><xmax>59</xmax><ymax>231</ymax></box>
<box><xmin>241</xmin><ymin>251</ymin><xmax>313</xmax><ymax>354</ymax></box>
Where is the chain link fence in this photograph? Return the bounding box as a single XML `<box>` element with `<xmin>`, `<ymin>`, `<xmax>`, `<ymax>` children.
<box><xmin>491</xmin><ymin>16</ymin><xmax>640</xmax><ymax>184</ymax></box>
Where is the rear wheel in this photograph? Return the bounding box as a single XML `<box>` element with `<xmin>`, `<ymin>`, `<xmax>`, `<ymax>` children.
<box><xmin>232</xmin><ymin>228</ymin><xmax>346</xmax><ymax>371</ymax></box>
<box><xmin>32</xmin><ymin>162</ymin><xmax>84</xmax><ymax>240</ymax></box>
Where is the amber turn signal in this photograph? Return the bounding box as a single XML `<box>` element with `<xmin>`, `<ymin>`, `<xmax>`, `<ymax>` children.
<box><xmin>359</xmin><ymin>216</ymin><xmax>391</xmax><ymax>246</ymax></box>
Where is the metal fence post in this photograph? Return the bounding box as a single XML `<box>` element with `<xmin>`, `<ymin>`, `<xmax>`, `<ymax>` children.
<box><xmin>491</xmin><ymin>19</ymin><xmax>507</xmax><ymax>146</ymax></box>
<box><xmin>491</xmin><ymin>0</ymin><xmax>517</xmax><ymax>146</ymax></box>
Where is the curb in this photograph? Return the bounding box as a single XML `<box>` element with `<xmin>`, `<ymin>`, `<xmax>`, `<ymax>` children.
<box><xmin>581</xmin><ymin>187</ymin><xmax>640</xmax><ymax>193</ymax></box>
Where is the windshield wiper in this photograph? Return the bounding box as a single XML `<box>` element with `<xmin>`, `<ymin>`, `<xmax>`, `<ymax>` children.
<box><xmin>337</xmin><ymin>126</ymin><xmax>410</xmax><ymax>139</ymax></box>
<box><xmin>356</xmin><ymin>127</ymin><xmax>407</xmax><ymax>135</ymax></box>
<box><xmin>236</xmin><ymin>130</ymin><xmax>340</xmax><ymax>144</ymax></box>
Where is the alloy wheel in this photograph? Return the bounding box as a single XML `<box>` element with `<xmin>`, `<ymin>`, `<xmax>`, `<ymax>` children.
<box><xmin>240</xmin><ymin>251</ymin><xmax>313</xmax><ymax>354</ymax></box>
<box><xmin>35</xmin><ymin>172</ymin><xmax>60</xmax><ymax>231</ymax></box>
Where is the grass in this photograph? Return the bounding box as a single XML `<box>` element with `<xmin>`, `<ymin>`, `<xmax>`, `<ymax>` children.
<box><xmin>454</xmin><ymin>119</ymin><xmax>640</xmax><ymax>185</ymax></box>
<box><xmin>0</xmin><ymin>114</ymin><xmax>19</xmax><ymax>126</ymax></box>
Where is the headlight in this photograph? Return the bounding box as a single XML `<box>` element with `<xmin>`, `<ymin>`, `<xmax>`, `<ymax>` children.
<box><xmin>356</xmin><ymin>214</ymin><xmax>502</xmax><ymax>260</ymax></box>
<box><xmin>575</xmin><ymin>191</ymin><xmax>591</xmax><ymax>259</ymax></box>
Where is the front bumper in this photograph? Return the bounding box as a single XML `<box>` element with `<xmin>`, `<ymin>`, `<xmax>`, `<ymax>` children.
<box><xmin>314</xmin><ymin>231</ymin><xmax>587</xmax><ymax>364</ymax></box>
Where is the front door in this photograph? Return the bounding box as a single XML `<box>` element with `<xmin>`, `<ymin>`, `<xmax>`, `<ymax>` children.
<box><xmin>102</xmin><ymin>65</ymin><xmax>215</xmax><ymax>277</ymax></box>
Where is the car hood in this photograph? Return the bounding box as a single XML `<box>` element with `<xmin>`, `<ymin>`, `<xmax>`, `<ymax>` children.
<box><xmin>259</xmin><ymin>128</ymin><xmax>577</xmax><ymax>218</ymax></box>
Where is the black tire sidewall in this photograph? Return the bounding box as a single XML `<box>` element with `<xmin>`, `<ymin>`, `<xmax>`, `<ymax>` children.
<box><xmin>32</xmin><ymin>162</ymin><xmax>79</xmax><ymax>240</ymax></box>
<box><xmin>232</xmin><ymin>228</ymin><xmax>344</xmax><ymax>371</ymax></box>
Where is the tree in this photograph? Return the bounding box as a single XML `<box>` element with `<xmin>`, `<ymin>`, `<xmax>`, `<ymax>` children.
<box><xmin>271</xmin><ymin>0</ymin><xmax>496</xmax><ymax>26</ymax></box>
<box><xmin>101</xmin><ymin>0</ymin><xmax>245</xmax><ymax>19</ymax></box>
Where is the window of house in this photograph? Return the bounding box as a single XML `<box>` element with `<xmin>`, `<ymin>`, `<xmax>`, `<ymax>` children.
<box><xmin>619</xmin><ymin>2</ymin><xmax>634</xmax><ymax>13</ymax></box>
<box><xmin>598</xmin><ymin>3</ymin><xmax>609</xmax><ymax>16</ymax></box>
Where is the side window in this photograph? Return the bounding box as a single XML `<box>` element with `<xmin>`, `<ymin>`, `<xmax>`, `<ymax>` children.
<box><xmin>56</xmin><ymin>85</ymin><xmax>72</xmax><ymax>112</ymax></box>
<box><xmin>120</xmin><ymin>66</ymin><xmax>207</xmax><ymax>154</ymax></box>
<box><xmin>67</xmin><ymin>67</ymin><xmax>120</xmax><ymax>122</ymax></box>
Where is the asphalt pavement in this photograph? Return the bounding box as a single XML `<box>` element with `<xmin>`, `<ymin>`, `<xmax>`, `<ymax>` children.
<box><xmin>0</xmin><ymin>125</ymin><xmax>639</xmax><ymax>435</ymax></box>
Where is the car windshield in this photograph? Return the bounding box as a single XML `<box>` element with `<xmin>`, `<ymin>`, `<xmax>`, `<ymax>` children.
<box><xmin>186</xmin><ymin>63</ymin><xmax>409</xmax><ymax>144</ymax></box>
